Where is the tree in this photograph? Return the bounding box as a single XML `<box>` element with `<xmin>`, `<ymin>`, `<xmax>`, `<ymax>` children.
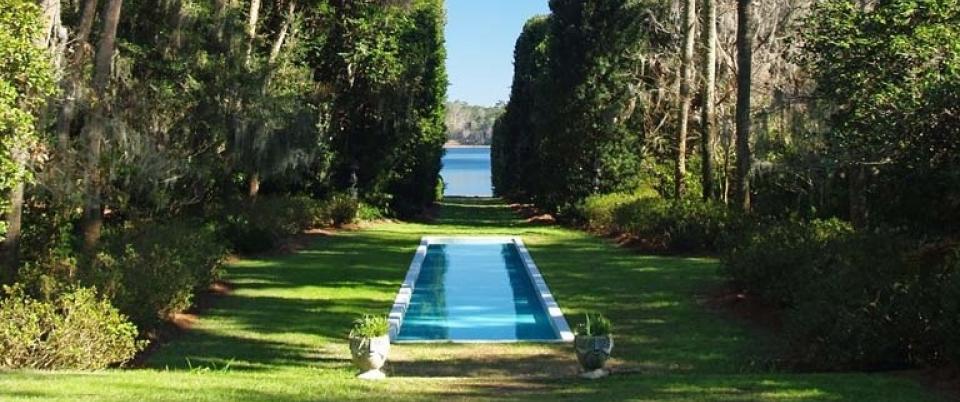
<box><xmin>735</xmin><ymin>0</ymin><xmax>754</xmax><ymax>212</ymax></box>
<box><xmin>675</xmin><ymin>0</ymin><xmax>696</xmax><ymax>199</ymax></box>
<box><xmin>491</xmin><ymin>16</ymin><xmax>550</xmax><ymax>199</ymax></box>
<box><xmin>80</xmin><ymin>0</ymin><xmax>124</xmax><ymax>251</ymax></box>
<box><xmin>700</xmin><ymin>0</ymin><xmax>718</xmax><ymax>201</ymax></box>
<box><xmin>533</xmin><ymin>0</ymin><xmax>647</xmax><ymax>209</ymax></box>
<box><xmin>804</xmin><ymin>0</ymin><xmax>960</xmax><ymax>231</ymax></box>
<box><xmin>311</xmin><ymin>0</ymin><xmax>446</xmax><ymax>214</ymax></box>
<box><xmin>55</xmin><ymin>0</ymin><xmax>98</xmax><ymax>151</ymax></box>
<box><xmin>0</xmin><ymin>0</ymin><xmax>56</xmax><ymax>278</ymax></box>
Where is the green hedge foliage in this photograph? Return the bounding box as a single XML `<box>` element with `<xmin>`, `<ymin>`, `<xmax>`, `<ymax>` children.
<box><xmin>722</xmin><ymin>220</ymin><xmax>960</xmax><ymax>370</ymax></box>
<box><xmin>577</xmin><ymin>192</ymin><xmax>733</xmax><ymax>253</ymax></box>
<box><xmin>89</xmin><ymin>223</ymin><xmax>228</xmax><ymax>330</ymax></box>
<box><xmin>0</xmin><ymin>285</ymin><xmax>142</xmax><ymax>369</ymax></box>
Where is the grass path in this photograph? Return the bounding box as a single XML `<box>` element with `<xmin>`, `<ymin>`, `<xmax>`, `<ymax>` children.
<box><xmin>0</xmin><ymin>199</ymin><xmax>942</xmax><ymax>401</ymax></box>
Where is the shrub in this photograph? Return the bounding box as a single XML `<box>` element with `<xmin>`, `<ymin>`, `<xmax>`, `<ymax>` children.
<box><xmin>721</xmin><ymin>220</ymin><xmax>960</xmax><ymax>370</ymax></box>
<box><xmin>0</xmin><ymin>284</ymin><xmax>143</xmax><ymax>369</ymax></box>
<box><xmin>223</xmin><ymin>195</ymin><xmax>319</xmax><ymax>253</ymax></box>
<box><xmin>721</xmin><ymin>218</ymin><xmax>853</xmax><ymax>306</ymax></box>
<box><xmin>357</xmin><ymin>202</ymin><xmax>386</xmax><ymax>221</ymax></box>
<box><xmin>665</xmin><ymin>200</ymin><xmax>734</xmax><ymax>252</ymax></box>
<box><xmin>90</xmin><ymin>223</ymin><xmax>227</xmax><ymax>330</ymax></box>
<box><xmin>579</xmin><ymin>191</ymin><xmax>733</xmax><ymax>253</ymax></box>
<box><xmin>349</xmin><ymin>314</ymin><xmax>390</xmax><ymax>339</ymax></box>
<box><xmin>778</xmin><ymin>231</ymin><xmax>921</xmax><ymax>369</ymax></box>
<box><xmin>579</xmin><ymin>192</ymin><xmax>646</xmax><ymax>232</ymax></box>
<box><xmin>325</xmin><ymin>194</ymin><xmax>359</xmax><ymax>227</ymax></box>
<box><xmin>577</xmin><ymin>189</ymin><xmax>658</xmax><ymax>232</ymax></box>
<box><xmin>574</xmin><ymin>313</ymin><xmax>612</xmax><ymax>337</ymax></box>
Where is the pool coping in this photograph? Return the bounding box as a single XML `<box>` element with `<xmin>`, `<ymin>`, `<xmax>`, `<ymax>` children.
<box><xmin>388</xmin><ymin>236</ymin><xmax>575</xmax><ymax>343</ymax></box>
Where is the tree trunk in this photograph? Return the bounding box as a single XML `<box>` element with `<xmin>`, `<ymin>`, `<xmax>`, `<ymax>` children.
<box><xmin>76</xmin><ymin>0</ymin><xmax>99</xmax><ymax>46</ymax></box>
<box><xmin>675</xmin><ymin>0</ymin><xmax>696</xmax><ymax>199</ymax></box>
<box><xmin>2</xmin><ymin>155</ymin><xmax>27</xmax><ymax>282</ymax></box>
<box><xmin>4</xmin><ymin>0</ymin><xmax>66</xmax><ymax>277</ymax></box>
<box><xmin>57</xmin><ymin>0</ymin><xmax>98</xmax><ymax>150</ymax></box>
<box><xmin>735</xmin><ymin>0</ymin><xmax>753</xmax><ymax>212</ymax></box>
<box><xmin>263</xmin><ymin>0</ymin><xmax>294</xmax><ymax>91</ymax></box>
<box><xmin>700</xmin><ymin>0</ymin><xmax>717</xmax><ymax>201</ymax></box>
<box><xmin>245</xmin><ymin>0</ymin><xmax>261</xmax><ymax>64</ymax></box>
<box><xmin>36</xmin><ymin>0</ymin><xmax>63</xmax><ymax>50</ymax></box>
<box><xmin>849</xmin><ymin>165</ymin><xmax>868</xmax><ymax>229</ymax></box>
<box><xmin>268</xmin><ymin>0</ymin><xmax>295</xmax><ymax>64</ymax></box>
<box><xmin>81</xmin><ymin>0</ymin><xmax>123</xmax><ymax>252</ymax></box>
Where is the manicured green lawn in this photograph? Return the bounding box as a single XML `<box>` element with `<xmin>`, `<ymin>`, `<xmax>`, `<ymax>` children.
<box><xmin>0</xmin><ymin>199</ymin><xmax>942</xmax><ymax>401</ymax></box>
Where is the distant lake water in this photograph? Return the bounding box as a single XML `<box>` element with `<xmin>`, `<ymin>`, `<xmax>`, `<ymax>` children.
<box><xmin>441</xmin><ymin>146</ymin><xmax>492</xmax><ymax>197</ymax></box>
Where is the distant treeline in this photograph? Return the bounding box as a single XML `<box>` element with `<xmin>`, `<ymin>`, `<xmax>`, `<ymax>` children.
<box><xmin>445</xmin><ymin>101</ymin><xmax>504</xmax><ymax>145</ymax></box>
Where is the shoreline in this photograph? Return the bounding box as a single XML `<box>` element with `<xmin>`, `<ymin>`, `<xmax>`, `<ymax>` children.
<box><xmin>443</xmin><ymin>143</ymin><xmax>491</xmax><ymax>149</ymax></box>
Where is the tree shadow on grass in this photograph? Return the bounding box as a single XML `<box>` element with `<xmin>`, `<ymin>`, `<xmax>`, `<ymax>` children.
<box><xmin>1</xmin><ymin>371</ymin><xmax>932</xmax><ymax>401</ymax></box>
<box><xmin>144</xmin><ymin>231</ymin><xmax>424</xmax><ymax>372</ymax></box>
<box><xmin>450</xmin><ymin>373</ymin><xmax>936</xmax><ymax>402</ymax></box>
<box><xmin>388</xmin><ymin>344</ymin><xmax>579</xmax><ymax>379</ymax></box>
<box><xmin>527</xmin><ymin>237</ymin><xmax>770</xmax><ymax>375</ymax></box>
<box><xmin>146</xmin><ymin>197</ymin><xmax>763</xmax><ymax>376</ymax></box>
<box><xmin>432</xmin><ymin>198</ymin><xmax>527</xmax><ymax>229</ymax></box>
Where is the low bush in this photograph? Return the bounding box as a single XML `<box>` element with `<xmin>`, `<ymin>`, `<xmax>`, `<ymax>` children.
<box><xmin>221</xmin><ymin>194</ymin><xmax>371</xmax><ymax>252</ymax></box>
<box><xmin>579</xmin><ymin>192</ymin><xmax>653</xmax><ymax>232</ymax></box>
<box><xmin>721</xmin><ymin>219</ymin><xmax>960</xmax><ymax>370</ymax></box>
<box><xmin>357</xmin><ymin>202</ymin><xmax>386</xmax><ymax>221</ymax></box>
<box><xmin>325</xmin><ymin>194</ymin><xmax>359</xmax><ymax>227</ymax></box>
<box><xmin>665</xmin><ymin>200</ymin><xmax>735</xmax><ymax>252</ymax></box>
<box><xmin>0</xmin><ymin>284</ymin><xmax>143</xmax><ymax>369</ymax></box>
<box><xmin>578</xmin><ymin>191</ymin><xmax>733</xmax><ymax>253</ymax></box>
<box><xmin>722</xmin><ymin>218</ymin><xmax>854</xmax><ymax>306</ymax></box>
<box><xmin>90</xmin><ymin>223</ymin><xmax>227</xmax><ymax>330</ymax></box>
<box><xmin>223</xmin><ymin>195</ymin><xmax>320</xmax><ymax>253</ymax></box>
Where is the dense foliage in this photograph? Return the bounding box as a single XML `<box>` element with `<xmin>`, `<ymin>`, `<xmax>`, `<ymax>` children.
<box><xmin>492</xmin><ymin>2</ymin><xmax>650</xmax><ymax>211</ymax></box>
<box><xmin>2</xmin><ymin>0</ymin><xmax>959</xmax><ymax>378</ymax></box>
<box><xmin>724</xmin><ymin>220</ymin><xmax>960</xmax><ymax>370</ymax></box>
<box><xmin>494</xmin><ymin>0</ymin><xmax>960</xmax><ymax>371</ymax></box>
<box><xmin>90</xmin><ymin>223</ymin><xmax>228</xmax><ymax>329</ymax></box>
<box><xmin>803</xmin><ymin>0</ymin><xmax>960</xmax><ymax>232</ymax></box>
<box><xmin>578</xmin><ymin>190</ymin><xmax>732</xmax><ymax>253</ymax></box>
<box><xmin>0</xmin><ymin>0</ymin><xmax>446</xmax><ymax>368</ymax></box>
<box><xmin>0</xmin><ymin>285</ymin><xmax>142</xmax><ymax>369</ymax></box>
<box><xmin>314</xmin><ymin>0</ymin><xmax>447</xmax><ymax>216</ymax></box>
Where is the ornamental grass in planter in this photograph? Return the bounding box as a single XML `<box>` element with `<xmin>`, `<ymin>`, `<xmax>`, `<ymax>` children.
<box><xmin>348</xmin><ymin>314</ymin><xmax>391</xmax><ymax>380</ymax></box>
<box><xmin>574</xmin><ymin>313</ymin><xmax>613</xmax><ymax>379</ymax></box>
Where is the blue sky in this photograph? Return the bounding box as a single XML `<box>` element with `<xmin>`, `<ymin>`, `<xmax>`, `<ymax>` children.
<box><xmin>444</xmin><ymin>0</ymin><xmax>550</xmax><ymax>107</ymax></box>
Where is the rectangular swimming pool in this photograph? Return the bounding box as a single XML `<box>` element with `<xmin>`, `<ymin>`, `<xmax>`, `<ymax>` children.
<box><xmin>389</xmin><ymin>237</ymin><xmax>573</xmax><ymax>343</ymax></box>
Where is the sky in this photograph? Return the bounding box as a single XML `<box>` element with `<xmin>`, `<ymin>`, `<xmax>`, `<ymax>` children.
<box><xmin>444</xmin><ymin>0</ymin><xmax>550</xmax><ymax>107</ymax></box>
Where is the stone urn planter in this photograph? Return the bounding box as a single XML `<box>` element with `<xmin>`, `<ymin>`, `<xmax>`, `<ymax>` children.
<box><xmin>573</xmin><ymin>313</ymin><xmax>613</xmax><ymax>379</ymax></box>
<box><xmin>349</xmin><ymin>335</ymin><xmax>391</xmax><ymax>380</ymax></box>
<box><xmin>348</xmin><ymin>314</ymin><xmax>391</xmax><ymax>380</ymax></box>
<box><xmin>575</xmin><ymin>334</ymin><xmax>613</xmax><ymax>377</ymax></box>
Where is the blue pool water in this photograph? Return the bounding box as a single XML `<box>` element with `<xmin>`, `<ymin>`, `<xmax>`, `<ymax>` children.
<box><xmin>441</xmin><ymin>147</ymin><xmax>492</xmax><ymax>197</ymax></box>
<box><xmin>396</xmin><ymin>242</ymin><xmax>560</xmax><ymax>341</ymax></box>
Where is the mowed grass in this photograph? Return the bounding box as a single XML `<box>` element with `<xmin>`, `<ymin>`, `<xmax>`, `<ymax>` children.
<box><xmin>0</xmin><ymin>198</ymin><xmax>942</xmax><ymax>401</ymax></box>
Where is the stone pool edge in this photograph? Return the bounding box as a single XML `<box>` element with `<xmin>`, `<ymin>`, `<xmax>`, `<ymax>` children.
<box><xmin>387</xmin><ymin>236</ymin><xmax>575</xmax><ymax>344</ymax></box>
